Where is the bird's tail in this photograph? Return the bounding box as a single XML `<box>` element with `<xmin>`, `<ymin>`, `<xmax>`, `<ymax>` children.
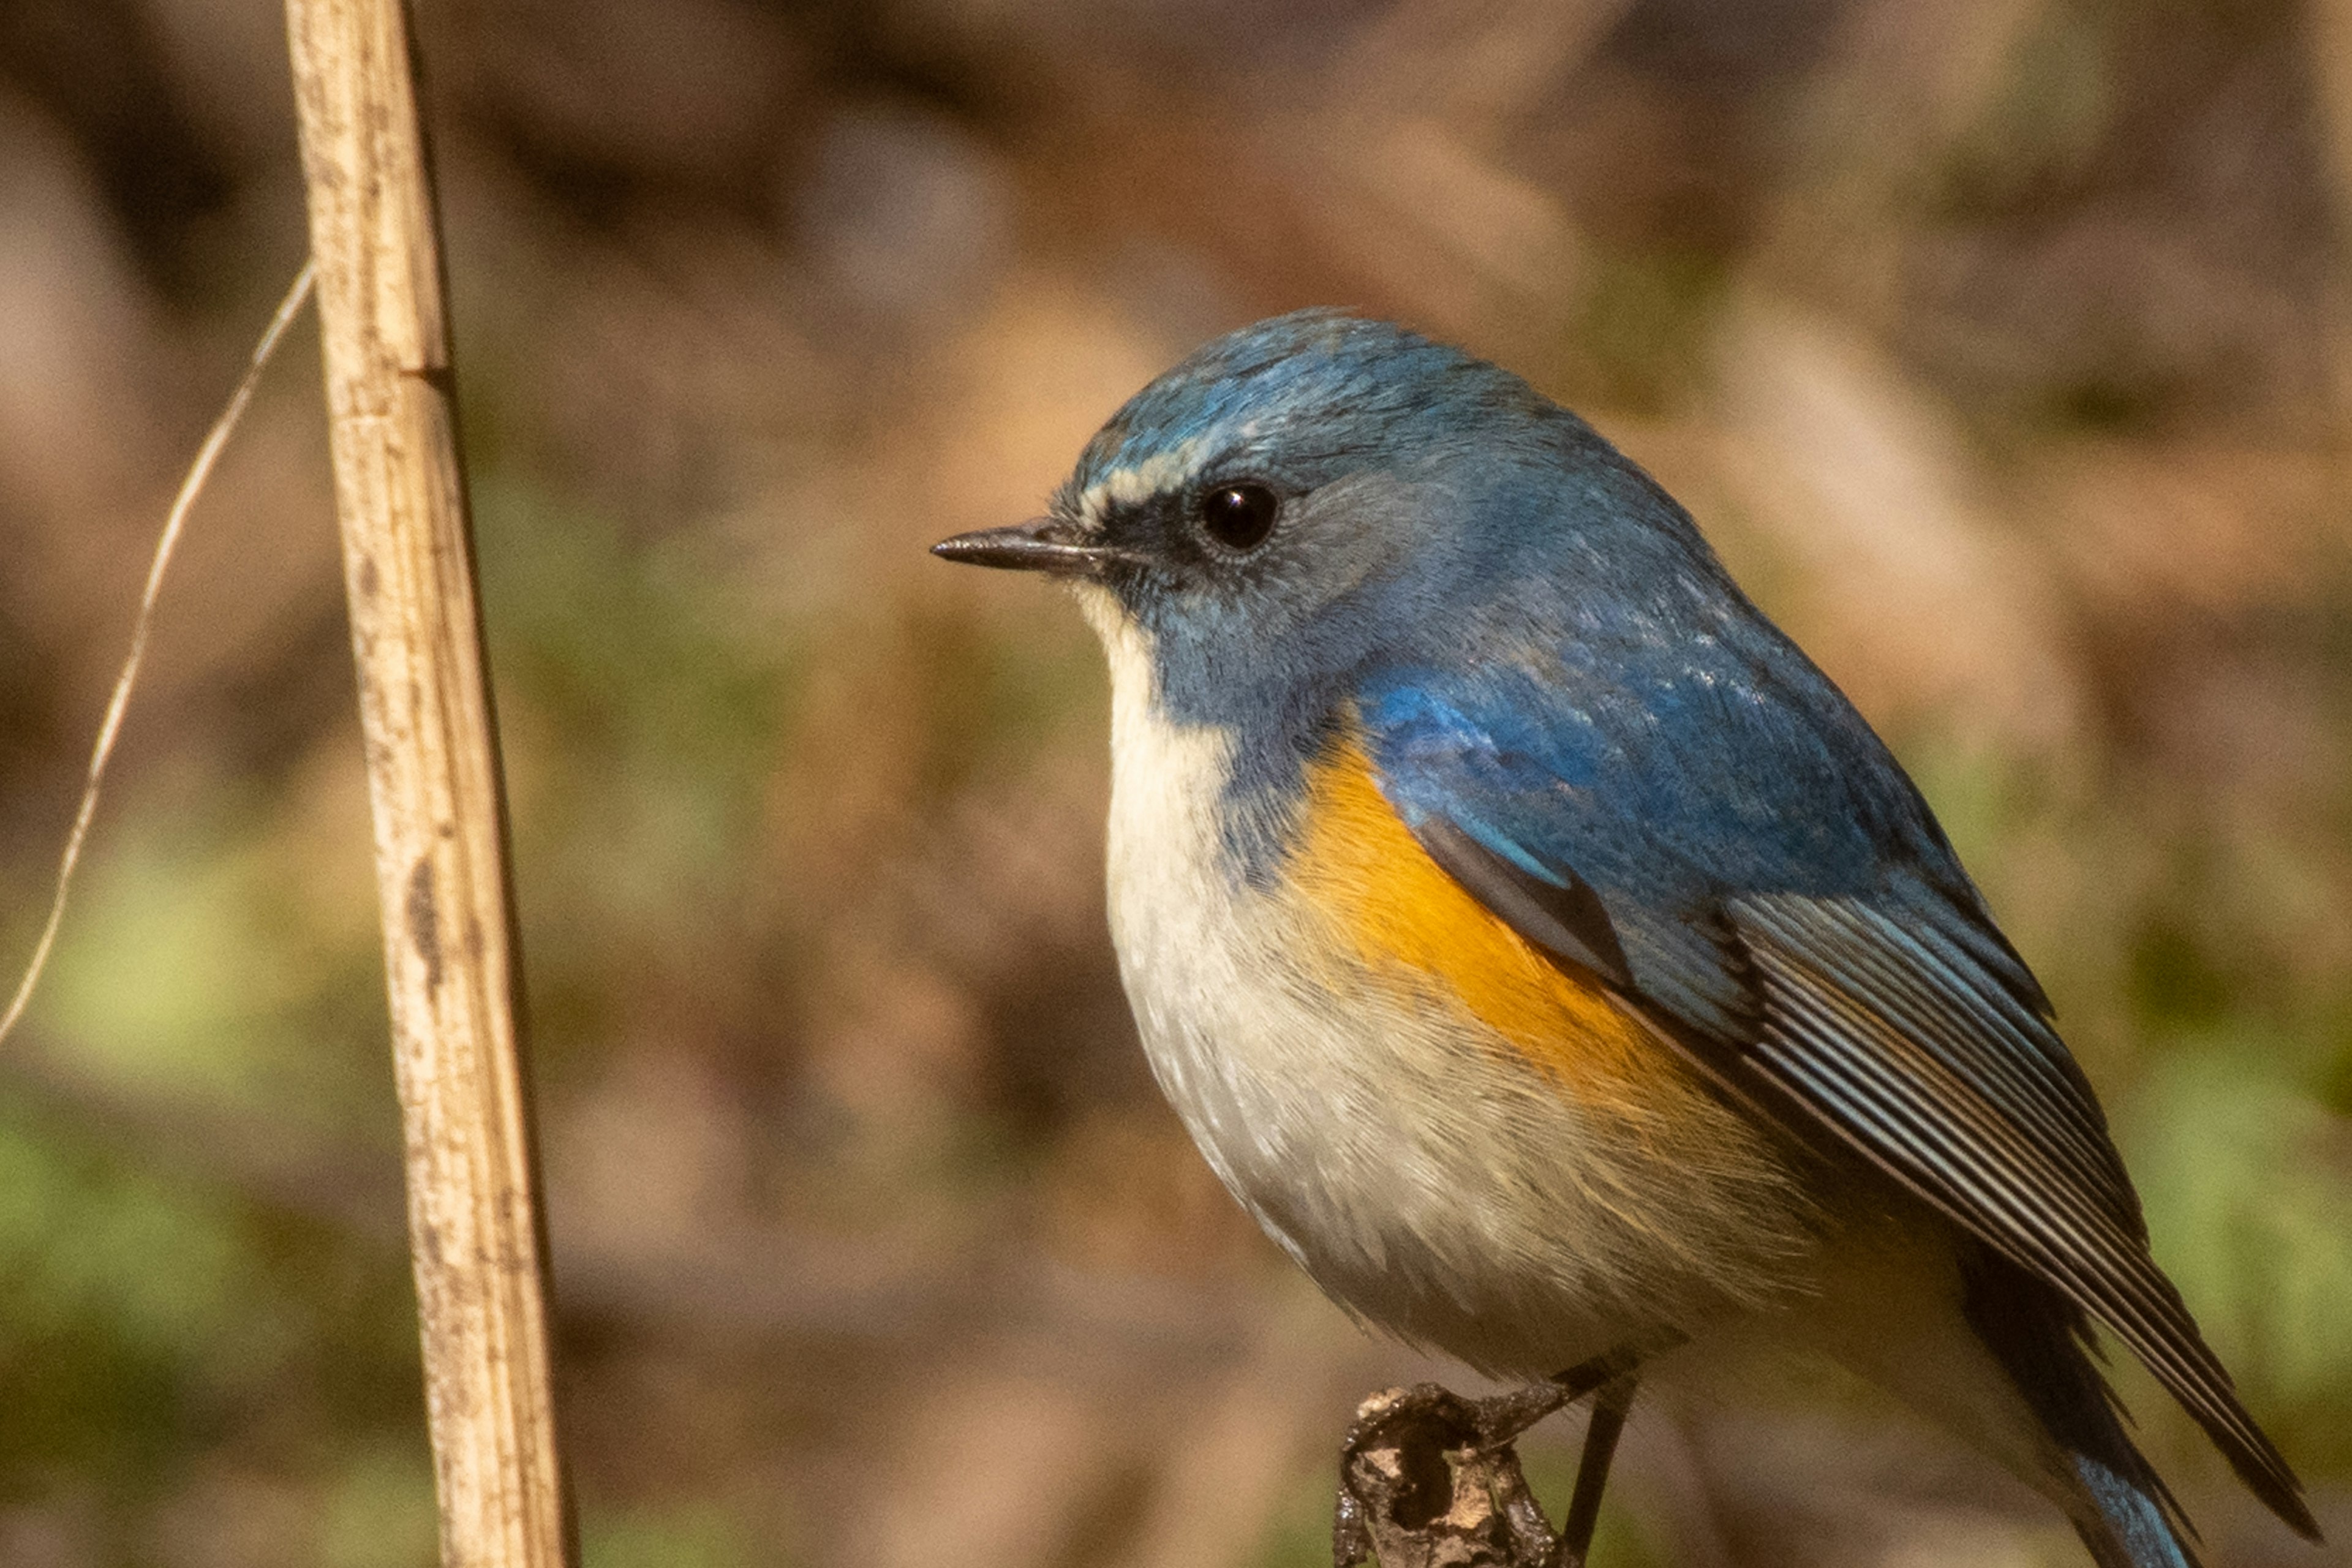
<box><xmin>1962</xmin><ymin>1249</ymin><xmax>2203</xmax><ymax>1568</ymax></box>
<box><xmin>2065</xmin><ymin>1450</ymin><xmax>2198</xmax><ymax>1568</ymax></box>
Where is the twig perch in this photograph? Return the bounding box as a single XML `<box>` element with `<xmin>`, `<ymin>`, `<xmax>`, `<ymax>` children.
<box><xmin>1335</xmin><ymin>1385</ymin><xmax>1560</xmax><ymax>1568</ymax></box>
<box><xmin>1335</xmin><ymin>1365</ymin><xmax>1644</xmax><ymax>1568</ymax></box>
<box><xmin>284</xmin><ymin>2</ymin><xmax>574</xmax><ymax>1564</ymax></box>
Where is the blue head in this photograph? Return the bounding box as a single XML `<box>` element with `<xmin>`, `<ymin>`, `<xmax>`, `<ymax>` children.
<box><xmin>933</xmin><ymin>311</ymin><xmax>1767</xmax><ymax>831</ymax></box>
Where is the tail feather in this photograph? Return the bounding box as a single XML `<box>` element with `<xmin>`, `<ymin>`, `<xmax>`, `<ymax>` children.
<box><xmin>2069</xmin><ymin>1452</ymin><xmax>2198</xmax><ymax>1568</ymax></box>
<box><xmin>1962</xmin><ymin>1246</ymin><xmax>2207</xmax><ymax>1568</ymax></box>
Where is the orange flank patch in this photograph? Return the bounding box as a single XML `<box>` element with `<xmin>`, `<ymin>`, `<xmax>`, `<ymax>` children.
<box><xmin>1287</xmin><ymin>734</ymin><xmax>1663</xmax><ymax>1098</ymax></box>
<box><xmin>1284</xmin><ymin>732</ymin><xmax>1817</xmax><ymax>1288</ymax></box>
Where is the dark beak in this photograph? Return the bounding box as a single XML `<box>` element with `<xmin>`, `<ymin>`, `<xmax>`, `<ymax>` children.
<box><xmin>931</xmin><ymin>519</ymin><xmax>1125</xmax><ymax>578</ymax></box>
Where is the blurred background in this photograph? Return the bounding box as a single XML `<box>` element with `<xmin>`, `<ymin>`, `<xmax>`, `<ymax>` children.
<box><xmin>0</xmin><ymin>0</ymin><xmax>2348</xmax><ymax>1563</ymax></box>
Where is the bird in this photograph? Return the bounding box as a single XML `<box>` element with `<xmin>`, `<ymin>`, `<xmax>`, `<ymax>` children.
<box><xmin>931</xmin><ymin>310</ymin><xmax>2320</xmax><ymax>1567</ymax></box>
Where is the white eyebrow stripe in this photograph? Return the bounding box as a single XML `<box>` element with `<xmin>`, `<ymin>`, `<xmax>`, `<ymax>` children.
<box><xmin>1081</xmin><ymin>434</ymin><xmax>1213</xmax><ymax>521</ymax></box>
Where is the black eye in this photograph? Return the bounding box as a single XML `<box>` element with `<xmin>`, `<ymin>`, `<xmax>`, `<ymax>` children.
<box><xmin>1199</xmin><ymin>482</ymin><xmax>1279</xmax><ymax>552</ymax></box>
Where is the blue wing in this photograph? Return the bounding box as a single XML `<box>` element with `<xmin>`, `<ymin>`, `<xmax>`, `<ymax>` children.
<box><xmin>1357</xmin><ymin>654</ymin><xmax>2313</xmax><ymax>1536</ymax></box>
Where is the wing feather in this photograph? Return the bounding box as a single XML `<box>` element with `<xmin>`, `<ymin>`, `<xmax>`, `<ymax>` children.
<box><xmin>1712</xmin><ymin>895</ymin><xmax>2310</xmax><ymax>1533</ymax></box>
<box><xmin>1737</xmin><ymin>897</ymin><xmax>2135</xmax><ymax>1235</ymax></box>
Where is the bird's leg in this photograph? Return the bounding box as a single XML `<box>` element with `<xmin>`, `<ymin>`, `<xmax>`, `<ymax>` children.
<box><xmin>1548</xmin><ymin>1371</ymin><xmax>1638</xmax><ymax>1568</ymax></box>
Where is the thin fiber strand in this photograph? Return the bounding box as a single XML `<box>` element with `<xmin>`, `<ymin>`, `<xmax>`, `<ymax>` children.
<box><xmin>0</xmin><ymin>260</ymin><xmax>317</xmax><ymax>1050</ymax></box>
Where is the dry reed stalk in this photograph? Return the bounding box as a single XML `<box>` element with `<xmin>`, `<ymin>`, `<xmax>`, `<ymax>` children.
<box><xmin>283</xmin><ymin>2</ymin><xmax>575</xmax><ymax>1563</ymax></box>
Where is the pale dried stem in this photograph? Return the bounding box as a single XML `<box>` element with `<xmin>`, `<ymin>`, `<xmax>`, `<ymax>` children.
<box><xmin>284</xmin><ymin>0</ymin><xmax>574</xmax><ymax>1562</ymax></box>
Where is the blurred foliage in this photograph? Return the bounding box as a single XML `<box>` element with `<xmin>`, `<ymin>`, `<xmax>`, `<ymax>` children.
<box><xmin>2127</xmin><ymin>1050</ymin><xmax>2352</xmax><ymax>1475</ymax></box>
<box><xmin>582</xmin><ymin>1501</ymin><xmax>760</xmax><ymax>1568</ymax></box>
<box><xmin>0</xmin><ymin>0</ymin><xmax>2347</xmax><ymax>1565</ymax></box>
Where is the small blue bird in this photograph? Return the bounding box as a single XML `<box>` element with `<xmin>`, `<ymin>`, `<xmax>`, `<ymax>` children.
<box><xmin>933</xmin><ymin>311</ymin><xmax>2318</xmax><ymax>1567</ymax></box>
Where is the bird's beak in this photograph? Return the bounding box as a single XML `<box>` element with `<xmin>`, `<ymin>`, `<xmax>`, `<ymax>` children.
<box><xmin>931</xmin><ymin>518</ymin><xmax>1125</xmax><ymax>579</ymax></box>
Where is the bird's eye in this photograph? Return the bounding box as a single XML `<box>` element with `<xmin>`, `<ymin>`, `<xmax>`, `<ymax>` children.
<box><xmin>1199</xmin><ymin>482</ymin><xmax>1279</xmax><ymax>552</ymax></box>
